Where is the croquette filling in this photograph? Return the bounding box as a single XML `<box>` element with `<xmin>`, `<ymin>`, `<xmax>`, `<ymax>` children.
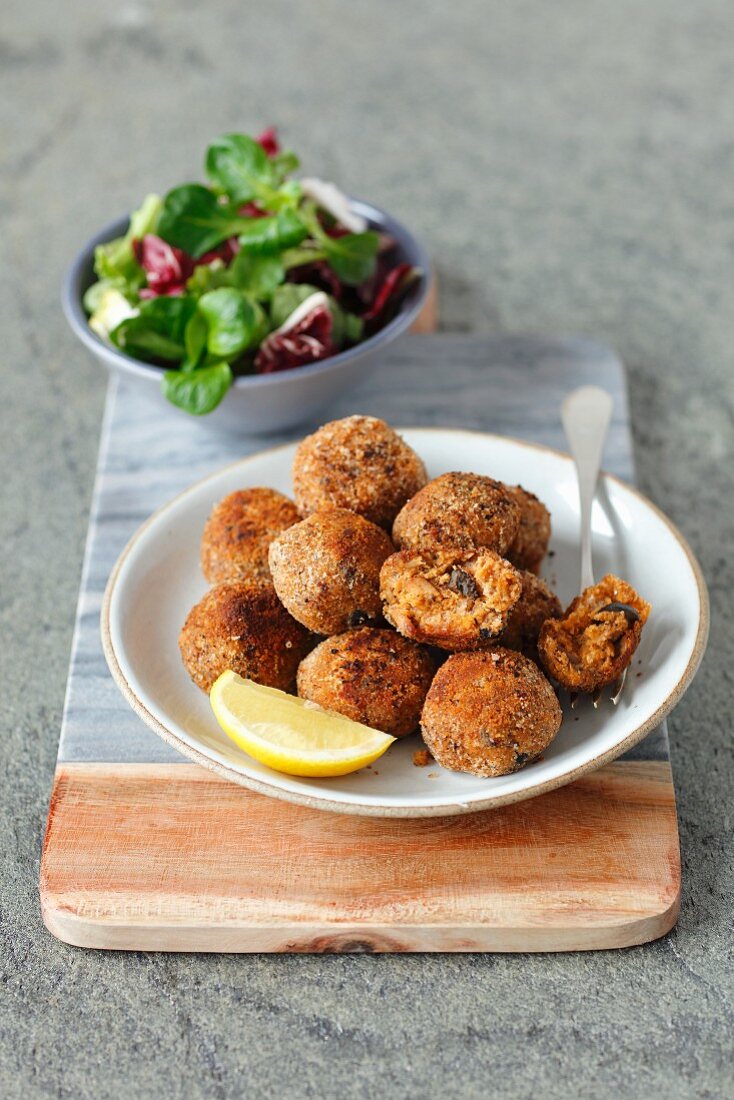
<box><xmin>389</xmin><ymin>553</ymin><xmax>521</xmax><ymax>640</ymax></box>
<box><xmin>552</xmin><ymin>583</ymin><xmax>646</xmax><ymax>673</ymax></box>
<box><xmin>554</xmin><ymin>609</ymin><xmax>637</xmax><ymax>670</ymax></box>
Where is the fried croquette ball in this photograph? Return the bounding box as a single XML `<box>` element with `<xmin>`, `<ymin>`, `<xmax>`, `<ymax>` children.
<box><xmin>179</xmin><ymin>579</ymin><xmax>313</xmax><ymax>694</ymax></box>
<box><xmin>538</xmin><ymin>574</ymin><xmax>651</xmax><ymax>693</ymax></box>
<box><xmin>380</xmin><ymin>547</ymin><xmax>522</xmax><ymax>651</ymax></box>
<box><xmin>506</xmin><ymin>486</ymin><xmax>551</xmax><ymax>574</ymax></box>
<box><xmin>297</xmin><ymin>628</ymin><xmax>436</xmax><ymax>737</ymax></box>
<box><xmin>200</xmin><ymin>488</ymin><xmax>301</xmax><ymax>584</ymax></box>
<box><xmin>392</xmin><ymin>472</ymin><xmax>521</xmax><ymax>556</ymax></box>
<box><xmin>497</xmin><ymin>570</ymin><xmax>562</xmax><ymax>658</ymax></box>
<box><xmin>292</xmin><ymin>415</ymin><xmax>427</xmax><ymax>529</ymax></box>
<box><xmin>420</xmin><ymin>648</ymin><xmax>562</xmax><ymax>777</ymax></box>
<box><xmin>269</xmin><ymin>507</ymin><xmax>394</xmax><ymax>635</ymax></box>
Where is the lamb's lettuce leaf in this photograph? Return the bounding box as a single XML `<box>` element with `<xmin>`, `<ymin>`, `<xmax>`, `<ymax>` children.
<box><xmin>319</xmin><ymin>230</ymin><xmax>379</xmax><ymax>285</ymax></box>
<box><xmin>206</xmin><ymin>133</ymin><xmax>300</xmax><ymax>206</ymax></box>
<box><xmin>229</xmin><ymin>252</ymin><xmax>285</xmax><ymax>297</ymax></box>
<box><xmin>162</xmin><ymin>362</ymin><xmax>233</xmax><ymax>415</ymax></box>
<box><xmin>236</xmin><ymin>209</ymin><xmax>307</xmax><ymax>254</ymax></box>
<box><xmin>110</xmin><ymin>296</ymin><xmax>196</xmax><ymax>361</ymax></box>
<box><xmin>158</xmin><ymin>185</ymin><xmax>307</xmax><ymax>258</ymax></box>
<box><xmin>197</xmin><ymin>288</ymin><xmax>265</xmax><ymax>359</ymax></box>
<box><xmin>157</xmin><ymin>185</ymin><xmax>244</xmax><ymax>257</ymax></box>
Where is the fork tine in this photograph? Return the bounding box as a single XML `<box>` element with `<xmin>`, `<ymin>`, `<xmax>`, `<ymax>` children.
<box><xmin>610</xmin><ymin>668</ymin><xmax>628</xmax><ymax>706</ymax></box>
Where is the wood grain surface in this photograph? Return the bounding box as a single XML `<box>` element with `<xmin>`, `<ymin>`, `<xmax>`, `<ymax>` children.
<box><xmin>410</xmin><ymin>274</ymin><xmax>438</xmax><ymax>333</ymax></box>
<box><xmin>41</xmin><ymin>761</ymin><xmax>679</xmax><ymax>952</ymax></box>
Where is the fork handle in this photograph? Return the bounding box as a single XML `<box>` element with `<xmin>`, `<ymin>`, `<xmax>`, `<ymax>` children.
<box><xmin>561</xmin><ymin>386</ymin><xmax>614</xmax><ymax>592</ymax></box>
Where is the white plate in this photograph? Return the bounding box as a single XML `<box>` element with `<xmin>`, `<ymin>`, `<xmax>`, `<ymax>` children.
<box><xmin>102</xmin><ymin>429</ymin><xmax>708</xmax><ymax>817</ymax></box>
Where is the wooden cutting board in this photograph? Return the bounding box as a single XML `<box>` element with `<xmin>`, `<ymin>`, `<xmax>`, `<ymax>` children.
<box><xmin>40</xmin><ymin>323</ymin><xmax>680</xmax><ymax>952</ymax></box>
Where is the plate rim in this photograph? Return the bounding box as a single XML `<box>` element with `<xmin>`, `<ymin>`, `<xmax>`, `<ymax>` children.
<box><xmin>101</xmin><ymin>427</ymin><xmax>710</xmax><ymax>818</ymax></box>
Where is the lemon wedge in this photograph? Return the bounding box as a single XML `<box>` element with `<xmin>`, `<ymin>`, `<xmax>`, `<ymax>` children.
<box><xmin>209</xmin><ymin>671</ymin><xmax>395</xmax><ymax>777</ymax></box>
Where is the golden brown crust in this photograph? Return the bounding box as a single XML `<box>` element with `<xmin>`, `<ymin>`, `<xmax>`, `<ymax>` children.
<box><xmin>497</xmin><ymin>570</ymin><xmax>562</xmax><ymax>658</ymax></box>
<box><xmin>392</xmin><ymin>472</ymin><xmax>521</xmax><ymax>556</ymax></box>
<box><xmin>179</xmin><ymin>579</ymin><xmax>314</xmax><ymax>694</ymax></box>
<box><xmin>269</xmin><ymin>507</ymin><xmax>394</xmax><ymax>635</ymax></box>
<box><xmin>420</xmin><ymin>648</ymin><xmax>562</xmax><ymax>777</ymax></box>
<box><xmin>297</xmin><ymin>628</ymin><xmax>436</xmax><ymax>737</ymax></box>
<box><xmin>538</xmin><ymin>574</ymin><xmax>651</xmax><ymax>692</ymax></box>
<box><xmin>380</xmin><ymin>547</ymin><xmax>522</xmax><ymax>651</ymax></box>
<box><xmin>292</xmin><ymin>415</ymin><xmax>427</xmax><ymax>529</ymax></box>
<box><xmin>506</xmin><ymin>485</ymin><xmax>551</xmax><ymax>574</ymax></box>
<box><xmin>200</xmin><ymin>488</ymin><xmax>301</xmax><ymax>584</ymax></box>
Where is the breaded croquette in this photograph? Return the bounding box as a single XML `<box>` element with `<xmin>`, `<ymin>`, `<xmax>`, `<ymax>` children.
<box><xmin>392</xmin><ymin>472</ymin><xmax>520</xmax><ymax>557</ymax></box>
<box><xmin>292</xmin><ymin>415</ymin><xmax>427</xmax><ymax>529</ymax></box>
<box><xmin>179</xmin><ymin>579</ymin><xmax>313</xmax><ymax>693</ymax></box>
<box><xmin>497</xmin><ymin>570</ymin><xmax>562</xmax><ymax>658</ymax></box>
<box><xmin>421</xmin><ymin>648</ymin><xmax>562</xmax><ymax>777</ymax></box>
<box><xmin>297</xmin><ymin>628</ymin><xmax>436</xmax><ymax>737</ymax></box>
<box><xmin>506</xmin><ymin>485</ymin><xmax>551</xmax><ymax>574</ymax></box>
<box><xmin>269</xmin><ymin>507</ymin><xmax>394</xmax><ymax>635</ymax></box>
<box><xmin>200</xmin><ymin>488</ymin><xmax>300</xmax><ymax>584</ymax></box>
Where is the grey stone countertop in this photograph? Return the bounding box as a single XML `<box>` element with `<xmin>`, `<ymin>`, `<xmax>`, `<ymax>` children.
<box><xmin>1</xmin><ymin>2</ymin><xmax>731</xmax><ymax>1097</ymax></box>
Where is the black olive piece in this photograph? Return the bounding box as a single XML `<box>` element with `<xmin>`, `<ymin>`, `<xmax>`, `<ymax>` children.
<box><xmin>347</xmin><ymin>609</ymin><xmax>371</xmax><ymax>627</ymax></box>
<box><xmin>593</xmin><ymin>601</ymin><xmax>640</xmax><ymax>625</ymax></box>
<box><xmin>447</xmin><ymin>567</ymin><xmax>480</xmax><ymax>599</ymax></box>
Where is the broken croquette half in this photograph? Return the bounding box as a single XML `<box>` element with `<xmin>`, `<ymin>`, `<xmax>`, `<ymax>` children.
<box><xmin>537</xmin><ymin>573</ymin><xmax>651</xmax><ymax>692</ymax></box>
<box><xmin>421</xmin><ymin>648</ymin><xmax>562</xmax><ymax>777</ymax></box>
<box><xmin>380</xmin><ymin>546</ymin><xmax>523</xmax><ymax>651</ymax></box>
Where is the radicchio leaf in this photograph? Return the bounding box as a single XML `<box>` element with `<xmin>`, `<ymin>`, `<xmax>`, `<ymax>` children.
<box><xmin>362</xmin><ymin>262</ymin><xmax>415</xmax><ymax>323</ymax></box>
<box><xmin>135</xmin><ymin>234</ymin><xmax>241</xmax><ymax>299</ymax></box>
<box><xmin>238</xmin><ymin>202</ymin><xmax>270</xmax><ymax>218</ymax></box>
<box><xmin>287</xmin><ymin>259</ymin><xmax>344</xmax><ymax>300</ymax></box>
<box><xmin>255</xmin><ymin>304</ymin><xmax>334</xmax><ymax>374</ymax></box>
<box><xmin>134</xmin><ymin>234</ymin><xmax>194</xmax><ymax>297</ymax></box>
<box><xmin>256</xmin><ymin>127</ymin><xmax>280</xmax><ymax>157</ymax></box>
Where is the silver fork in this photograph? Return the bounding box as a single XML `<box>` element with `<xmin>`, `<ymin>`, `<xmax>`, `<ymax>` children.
<box><xmin>561</xmin><ymin>385</ymin><xmax>627</xmax><ymax>707</ymax></box>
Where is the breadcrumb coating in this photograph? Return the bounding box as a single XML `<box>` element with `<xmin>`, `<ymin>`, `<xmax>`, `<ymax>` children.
<box><xmin>538</xmin><ymin>574</ymin><xmax>651</xmax><ymax>692</ymax></box>
<box><xmin>497</xmin><ymin>570</ymin><xmax>562</xmax><ymax>658</ymax></box>
<box><xmin>292</xmin><ymin>415</ymin><xmax>427</xmax><ymax>528</ymax></box>
<box><xmin>506</xmin><ymin>485</ymin><xmax>551</xmax><ymax>574</ymax></box>
<box><xmin>421</xmin><ymin>648</ymin><xmax>562</xmax><ymax>777</ymax></box>
<box><xmin>392</xmin><ymin>472</ymin><xmax>521</xmax><ymax>556</ymax></box>
<box><xmin>269</xmin><ymin>507</ymin><xmax>394</xmax><ymax>635</ymax></box>
<box><xmin>200</xmin><ymin>488</ymin><xmax>300</xmax><ymax>584</ymax></box>
<box><xmin>297</xmin><ymin>628</ymin><xmax>436</xmax><ymax>737</ymax></box>
<box><xmin>179</xmin><ymin>579</ymin><xmax>313</xmax><ymax>693</ymax></box>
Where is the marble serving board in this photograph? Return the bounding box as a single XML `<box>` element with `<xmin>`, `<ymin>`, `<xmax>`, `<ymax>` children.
<box><xmin>40</xmin><ymin>335</ymin><xmax>679</xmax><ymax>953</ymax></box>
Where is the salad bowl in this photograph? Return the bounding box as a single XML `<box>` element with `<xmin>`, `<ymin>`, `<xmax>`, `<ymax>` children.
<box><xmin>63</xmin><ymin>201</ymin><xmax>430</xmax><ymax>435</ymax></box>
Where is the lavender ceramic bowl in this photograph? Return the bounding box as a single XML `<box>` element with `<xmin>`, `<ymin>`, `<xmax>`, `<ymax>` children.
<box><xmin>62</xmin><ymin>200</ymin><xmax>430</xmax><ymax>434</ymax></box>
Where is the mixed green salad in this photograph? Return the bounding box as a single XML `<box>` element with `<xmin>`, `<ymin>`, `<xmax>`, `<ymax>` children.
<box><xmin>85</xmin><ymin>129</ymin><xmax>420</xmax><ymax>414</ymax></box>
